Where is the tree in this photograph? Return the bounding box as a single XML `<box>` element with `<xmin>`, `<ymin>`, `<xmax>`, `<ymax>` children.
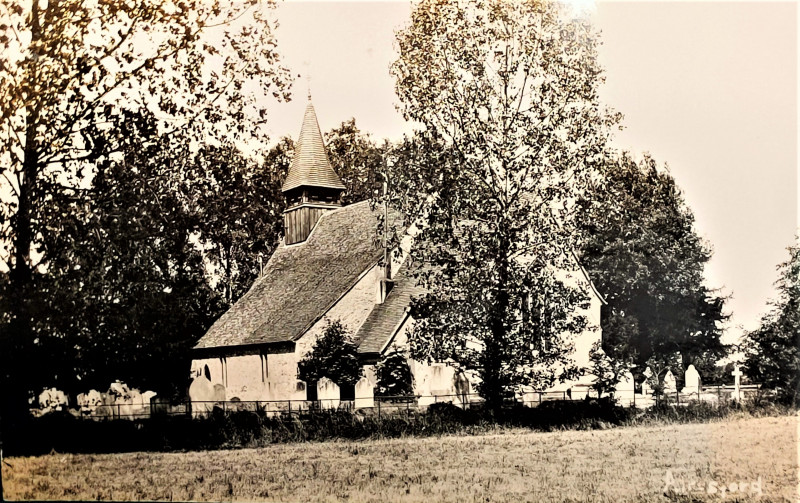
<box><xmin>325</xmin><ymin>119</ymin><xmax>386</xmax><ymax>204</ymax></box>
<box><xmin>297</xmin><ymin>320</ymin><xmax>363</xmax><ymax>388</ymax></box>
<box><xmin>575</xmin><ymin>153</ymin><xmax>729</xmax><ymax>374</ymax></box>
<box><xmin>388</xmin><ymin>0</ymin><xmax>619</xmax><ymax>410</ymax></box>
<box><xmin>374</xmin><ymin>351</ymin><xmax>415</xmax><ymax>397</ymax></box>
<box><xmin>192</xmin><ymin>141</ymin><xmax>288</xmax><ymax>304</ymax></box>
<box><xmin>588</xmin><ymin>341</ymin><xmax>631</xmax><ymax>399</ymax></box>
<box><xmin>0</xmin><ymin>0</ymin><xmax>291</xmax><ymax>412</ymax></box>
<box><xmin>0</xmin><ymin>0</ymin><xmax>289</xmax><ymax>414</ymax></box>
<box><xmin>31</xmin><ymin>111</ymin><xmax>225</xmax><ymax>398</ymax></box>
<box><xmin>743</xmin><ymin>242</ymin><xmax>800</xmax><ymax>404</ymax></box>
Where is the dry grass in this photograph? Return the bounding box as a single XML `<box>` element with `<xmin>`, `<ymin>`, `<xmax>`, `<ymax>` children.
<box><xmin>3</xmin><ymin>414</ymin><xmax>797</xmax><ymax>502</ymax></box>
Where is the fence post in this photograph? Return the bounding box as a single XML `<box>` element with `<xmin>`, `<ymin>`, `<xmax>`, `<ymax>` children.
<box><xmin>117</xmin><ymin>403</ymin><xmax>120</xmax><ymax>419</ymax></box>
<box><xmin>377</xmin><ymin>399</ymin><xmax>381</xmax><ymax>420</ymax></box>
<box><xmin>676</xmin><ymin>389</ymin><xmax>680</xmax><ymax>406</ymax></box>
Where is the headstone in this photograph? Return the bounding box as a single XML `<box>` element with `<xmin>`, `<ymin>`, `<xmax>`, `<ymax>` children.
<box><xmin>682</xmin><ymin>364</ymin><xmax>702</xmax><ymax>396</ymax></box>
<box><xmin>453</xmin><ymin>372</ymin><xmax>471</xmax><ymax>408</ymax></box>
<box><xmin>732</xmin><ymin>365</ymin><xmax>743</xmax><ymax>402</ymax></box>
<box><xmin>663</xmin><ymin>370</ymin><xmax>677</xmax><ymax>393</ymax></box>
<box><xmin>189</xmin><ymin>375</ymin><xmax>215</xmax><ymax>417</ymax></box>
<box><xmin>616</xmin><ymin>370</ymin><xmax>635</xmax><ymax>404</ymax></box>
<box><xmin>354</xmin><ymin>377</ymin><xmax>374</xmax><ymax>409</ymax></box>
<box><xmin>316</xmin><ymin>377</ymin><xmax>340</xmax><ymax>410</ymax></box>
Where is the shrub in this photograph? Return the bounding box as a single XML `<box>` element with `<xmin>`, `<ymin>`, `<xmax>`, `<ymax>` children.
<box><xmin>297</xmin><ymin>320</ymin><xmax>362</xmax><ymax>388</ymax></box>
<box><xmin>374</xmin><ymin>351</ymin><xmax>415</xmax><ymax>397</ymax></box>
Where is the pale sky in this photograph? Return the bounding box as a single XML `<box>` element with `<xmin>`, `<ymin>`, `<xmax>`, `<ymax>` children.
<box><xmin>263</xmin><ymin>1</ymin><xmax>798</xmax><ymax>343</ymax></box>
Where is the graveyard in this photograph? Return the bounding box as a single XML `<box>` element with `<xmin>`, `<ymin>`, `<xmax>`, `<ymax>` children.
<box><xmin>28</xmin><ymin>359</ymin><xmax>761</xmax><ymax>421</ymax></box>
<box><xmin>4</xmin><ymin>413</ymin><xmax>795</xmax><ymax>502</ymax></box>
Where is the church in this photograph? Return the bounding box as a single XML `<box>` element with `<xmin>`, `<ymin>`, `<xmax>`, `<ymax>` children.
<box><xmin>188</xmin><ymin>99</ymin><xmax>605</xmax><ymax>410</ymax></box>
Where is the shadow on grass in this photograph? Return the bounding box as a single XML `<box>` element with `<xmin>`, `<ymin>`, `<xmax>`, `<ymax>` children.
<box><xmin>3</xmin><ymin>398</ymin><xmax>791</xmax><ymax>457</ymax></box>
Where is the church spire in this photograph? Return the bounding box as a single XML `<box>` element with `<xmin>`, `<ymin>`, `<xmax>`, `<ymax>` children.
<box><xmin>282</xmin><ymin>101</ymin><xmax>345</xmax><ymax>245</ymax></box>
<box><xmin>282</xmin><ymin>101</ymin><xmax>345</xmax><ymax>193</ymax></box>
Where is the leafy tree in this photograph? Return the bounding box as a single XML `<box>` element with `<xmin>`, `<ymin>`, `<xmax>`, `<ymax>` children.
<box><xmin>297</xmin><ymin>320</ymin><xmax>363</xmax><ymax>388</ymax></box>
<box><xmin>575</xmin><ymin>153</ymin><xmax>728</xmax><ymax>372</ymax></box>
<box><xmin>33</xmin><ymin>111</ymin><xmax>225</xmax><ymax>398</ymax></box>
<box><xmin>374</xmin><ymin>351</ymin><xmax>415</xmax><ymax>397</ymax></box>
<box><xmin>743</xmin><ymin>242</ymin><xmax>800</xmax><ymax>404</ymax></box>
<box><xmin>387</xmin><ymin>0</ymin><xmax>619</xmax><ymax>410</ymax></box>
<box><xmin>588</xmin><ymin>341</ymin><xmax>631</xmax><ymax>399</ymax></box>
<box><xmin>192</xmin><ymin>142</ymin><xmax>287</xmax><ymax>304</ymax></box>
<box><xmin>0</xmin><ymin>0</ymin><xmax>291</xmax><ymax>412</ymax></box>
<box><xmin>325</xmin><ymin>119</ymin><xmax>386</xmax><ymax>204</ymax></box>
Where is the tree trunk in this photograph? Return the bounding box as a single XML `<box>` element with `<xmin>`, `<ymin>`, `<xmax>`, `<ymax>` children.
<box><xmin>4</xmin><ymin>3</ymin><xmax>43</xmax><ymax>418</ymax></box>
<box><xmin>483</xmin><ymin>235</ymin><xmax>510</xmax><ymax>416</ymax></box>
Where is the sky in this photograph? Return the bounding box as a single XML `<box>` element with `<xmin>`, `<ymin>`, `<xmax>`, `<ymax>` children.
<box><xmin>263</xmin><ymin>0</ymin><xmax>798</xmax><ymax>344</ymax></box>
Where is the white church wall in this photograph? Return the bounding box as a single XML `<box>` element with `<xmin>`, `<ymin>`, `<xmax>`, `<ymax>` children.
<box><xmin>222</xmin><ymin>354</ymin><xmax>263</xmax><ymax>401</ymax></box>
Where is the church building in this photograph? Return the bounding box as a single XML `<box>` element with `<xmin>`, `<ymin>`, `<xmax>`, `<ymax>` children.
<box><xmin>189</xmin><ymin>99</ymin><xmax>604</xmax><ymax>409</ymax></box>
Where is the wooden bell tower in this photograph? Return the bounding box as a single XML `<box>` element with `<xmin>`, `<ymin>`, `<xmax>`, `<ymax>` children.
<box><xmin>282</xmin><ymin>98</ymin><xmax>345</xmax><ymax>245</ymax></box>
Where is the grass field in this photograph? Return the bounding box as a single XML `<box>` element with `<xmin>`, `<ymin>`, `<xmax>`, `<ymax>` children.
<box><xmin>3</xmin><ymin>414</ymin><xmax>797</xmax><ymax>502</ymax></box>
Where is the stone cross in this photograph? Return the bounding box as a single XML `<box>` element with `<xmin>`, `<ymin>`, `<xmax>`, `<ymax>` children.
<box><xmin>732</xmin><ymin>365</ymin><xmax>743</xmax><ymax>401</ymax></box>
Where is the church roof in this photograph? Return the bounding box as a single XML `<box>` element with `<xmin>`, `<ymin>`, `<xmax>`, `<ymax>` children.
<box><xmin>194</xmin><ymin>201</ymin><xmax>385</xmax><ymax>350</ymax></box>
<box><xmin>281</xmin><ymin>100</ymin><xmax>346</xmax><ymax>193</ymax></box>
<box><xmin>355</xmin><ymin>266</ymin><xmax>425</xmax><ymax>356</ymax></box>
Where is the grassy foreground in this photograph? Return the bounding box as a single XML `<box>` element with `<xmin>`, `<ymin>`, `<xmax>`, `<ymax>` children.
<box><xmin>3</xmin><ymin>414</ymin><xmax>797</xmax><ymax>502</ymax></box>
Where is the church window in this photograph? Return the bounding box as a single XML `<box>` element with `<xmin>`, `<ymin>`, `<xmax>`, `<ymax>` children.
<box><xmin>260</xmin><ymin>354</ymin><xmax>269</xmax><ymax>382</ymax></box>
<box><xmin>204</xmin><ymin>364</ymin><xmax>211</xmax><ymax>381</ymax></box>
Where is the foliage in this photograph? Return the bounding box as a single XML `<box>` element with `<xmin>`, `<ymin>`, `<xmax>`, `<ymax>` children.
<box><xmin>743</xmin><ymin>242</ymin><xmax>800</xmax><ymax>404</ymax></box>
<box><xmin>374</xmin><ymin>351</ymin><xmax>415</xmax><ymax>397</ymax></box>
<box><xmin>30</xmin><ymin>112</ymin><xmax>224</xmax><ymax>396</ymax></box>
<box><xmin>387</xmin><ymin>0</ymin><xmax>619</xmax><ymax>408</ymax></box>
<box><xmin>192</xmin><ymin>141</ymin><xmax>288</xmax><ymax>304</ymax></box>
<box><xmin>298</xmin><ymin>320</ymin><xmax>363</xmax><ymax>388</ymax></box>
<box><xmin>588</xmin><ymin>341</ymin><xmax>632</xmax><ymax>398</ymax></box>
<box><xmin>575</xmin><ymin>152</ymin><xmax>729</xmax><ymax>371</ymax></box>
<box><xmin>0</xmin><ymin>0</ymin><xmax>292</xmax><ymax>412</ymax></box>
<box><xmin>3</xmin><ymin>109</ymin><xmax>291</xmax><ymax>399</ymax></box>
<box><xmin>324</xmin><ymin>119</ymin><xmax>387</xmax><ymax>205</ymax></box>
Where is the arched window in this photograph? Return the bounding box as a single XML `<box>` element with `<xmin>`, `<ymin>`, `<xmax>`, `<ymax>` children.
<box><xmin>204</xmin><ymin>364</ymin><xmax>211</xmax><ymax>381</ymax></box>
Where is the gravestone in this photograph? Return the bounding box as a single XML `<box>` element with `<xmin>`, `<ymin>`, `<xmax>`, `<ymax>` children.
<box><xmin>317</xmin><ymin>377</ymin><xmax>340</xmax><ymax>410</ymax></box>
<box><xmin>732</xmin><ymin>365</ymin><xmax>743</xmax><ymax>402</ymax></box>
<box><xmin>642</xmin><ymin>368</ymin><xmax>654</xmax><ymax>395</ymax></box>
<box><xmin>616</xmin><ymin>370</ymin><xmax>635</xmax><ymax>404</ymax></box>
<box><xmin>354</xmin><ymin>376</ymin><xmax>374</xmax><ymax>409</ymax></box>
<box><xmin>189</xmin><ymin>376</ymin><xmax>215</xmax><ymax>417</ymax></box>
<box><xmin>663</xmin><ymin>370</ymin><xmax>677</xmax><ymax>393</ymax></box>
<box><xmin>682</xmin><ymin>364</ymin><xmax>702</xmax><ymax>396</ymax></box>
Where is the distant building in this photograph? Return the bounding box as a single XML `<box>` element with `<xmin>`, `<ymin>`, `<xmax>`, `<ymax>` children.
<box><xmin>189</xmin><ymin>98</ymin><xmax>604</xmax><ymax>408</ymax></box>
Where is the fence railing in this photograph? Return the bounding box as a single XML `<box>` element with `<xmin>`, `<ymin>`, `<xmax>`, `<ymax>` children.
<box><xmin>40</xmin><ymin>385</ymin><xmax>765</xmax><ymax>421</ymax></box>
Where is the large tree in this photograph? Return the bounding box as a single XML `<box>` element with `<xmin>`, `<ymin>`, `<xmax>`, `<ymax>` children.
<box><xmin>192</xmin><ymin>141</ymin><xmax>288</xmax><ymax>305</ymax></box>
<box><xmin>388</xmin><ymin>0</ymin><xmax>619</xmax><ymax>409</ymax></box>
<box><xmin>743</xmin><ymin>242</ymin><xmax>799</xmax><ymax>404</ymax></box>
<box><xmin>38</xmin><ymin>111</ymin><xmax>225</xmax><ymax>397</ymax></box>
<box><xmin>575</xmin><ymin>153</ymin><xmax>728</xmax><ymax>377</ymax></box>
<box><xmin>324</xmin><ymin>119</ymin><xmax>386</xmax><ymax>204</ymax></box>
<box><xmin>0</xmin><ymin>0</ymin><xmax>291</xmax><ymax>410</ymax></box>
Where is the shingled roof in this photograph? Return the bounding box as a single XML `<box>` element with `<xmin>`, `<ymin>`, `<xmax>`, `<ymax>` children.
<box><xmin>282</xmin><ymin>100</ymin><xmax>346</xmax><ymax>193</ymax></box>
<box><xmin>194</xmin><ymin>201</ymin><xmax>386</xmax><ymax>350</ymax></box>
<box><xmin>355</xmin><ymin>266</ymin><xmax>426</xmax><ymax>356</ymax></box>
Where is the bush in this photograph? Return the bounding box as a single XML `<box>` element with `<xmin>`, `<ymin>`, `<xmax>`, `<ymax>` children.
<box><xmin>4</xmin><ymin>398</ymin><xmax>792</xmax><ymax>457</ymax></box>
